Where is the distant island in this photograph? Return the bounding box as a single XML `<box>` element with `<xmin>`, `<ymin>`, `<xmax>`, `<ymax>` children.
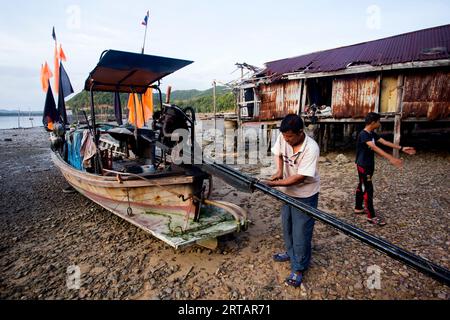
<box><xmin>0</xmin><ymin>110</ymin><xmax>43</xmax><ymax>116</ymax></box>
<box><xmin>0</xmin><ymin>86</ymin><xmax>236</xmax><ymax>119</ymax></box>
<box><xmin>66</xmin><ymin>86</ymin><xmax>236</xmax><ymax>117</ymax></box>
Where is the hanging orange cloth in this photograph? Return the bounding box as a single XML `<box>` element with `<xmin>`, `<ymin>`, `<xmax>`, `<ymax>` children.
<box><xmin>128</xmin><ymin>93</ymin><xmax>144</xmax><ymax>128</ymax></box>
<box><xmin>142</xmin><ymin>87</ymin><xmax>154</xmax><ymax>122</ymax></box>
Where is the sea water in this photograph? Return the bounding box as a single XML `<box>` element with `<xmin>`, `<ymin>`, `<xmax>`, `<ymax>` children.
<box><xmin>0</xmin><ymin>116</ymin><xmax>41</xmax><ymax>129</ymax></box>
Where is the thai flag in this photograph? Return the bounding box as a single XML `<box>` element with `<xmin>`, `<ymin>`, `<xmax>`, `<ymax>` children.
<box><xmin>141</xmin><ymin>11</ymin><xmax>149</xmax><ymax>26</ymax></box>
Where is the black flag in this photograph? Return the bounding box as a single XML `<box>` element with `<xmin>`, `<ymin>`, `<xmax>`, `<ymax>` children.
<box><xmin>43</xmin><ymin>81</ymin><xmax>59</xmax><ymax>131</ymax></box>
<box><xmin>114</xmin><ymin>92</ymin><xmax>123</xmax><ymax>125</ymax></box>
<box><xmin>52</xmin><ymin>27</ymin><xmax>56</xmax><ymax>41</ymax></box>
<box><xmin>58</xmin><ymin>62</ymin><xmax>74</xmax><ymax>125</ymax></box>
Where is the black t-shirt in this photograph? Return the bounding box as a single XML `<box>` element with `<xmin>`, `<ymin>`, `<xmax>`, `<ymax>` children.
<box><xmin>355</xmin><ymin>130</ymin><xmax>380</xmax><ymax>168</ymax></box>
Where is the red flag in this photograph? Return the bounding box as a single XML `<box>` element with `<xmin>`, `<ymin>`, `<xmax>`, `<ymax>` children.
<box><xmin>40</xmin><ymin>62</ymin><xmax>53</xmax><ymax>92</ymax></box>
<box><xmin>58</xmin><ymin>44</ymin><xmax>67</xmax><ymax>62</ymax></box>
<box><xmin>40</xmin><ymin>64</ymin><xmax>45</xmax><ymax>92</ymax></box>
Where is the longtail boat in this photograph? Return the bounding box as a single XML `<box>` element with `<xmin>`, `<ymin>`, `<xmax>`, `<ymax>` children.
<box><xmin>48</xmin><ymin>50</ymin><xmax>247</xmax><ymax>249</ymax></box>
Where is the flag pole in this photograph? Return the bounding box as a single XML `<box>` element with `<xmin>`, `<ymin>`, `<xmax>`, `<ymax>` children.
<box><xmin>52</xmin><ymin>26</ymin><xmax>58</xmax><ymax>64</ymax></box>
<box><xmin>142</xmin><ymin>26</ymin><xmax>147</xmax><ymax>54</ymax></box>
<box><xmin>141</xmin><ymin>19</ymin><xmax>148</xmax><ymax>54</ymax></box>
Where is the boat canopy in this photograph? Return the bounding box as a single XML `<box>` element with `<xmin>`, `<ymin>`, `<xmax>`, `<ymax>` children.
<box><xmin>84</xmin><ymin>50</ymin><xmax>193</xmax><ymax>94</ymax></box>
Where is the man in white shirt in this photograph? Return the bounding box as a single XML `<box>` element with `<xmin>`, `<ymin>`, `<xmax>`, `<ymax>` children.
<box><xmin>263</xmin><ymin>114</ymin><xmax>320</xmax><ymax>288</ymax></box>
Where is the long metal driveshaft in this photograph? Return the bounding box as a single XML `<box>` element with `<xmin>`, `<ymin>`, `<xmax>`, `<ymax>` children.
<box><xmin>198</xmin><ymin>160</ymin><xmax>450</xmax><ymax>287</ymax></box>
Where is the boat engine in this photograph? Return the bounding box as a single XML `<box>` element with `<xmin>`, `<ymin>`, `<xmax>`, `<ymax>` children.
<box><xmin>50</xmin><ymin>123</ymin><xmax>65</xmax><ymax>152</ymax></box>
<box><xmin>153</xmin><ymin>105</ymin><xmax>191</xmax><ymax>149</ymax></box>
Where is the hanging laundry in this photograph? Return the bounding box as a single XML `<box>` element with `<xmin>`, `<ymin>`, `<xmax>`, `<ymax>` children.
<box><xmin>80</xmin><ymin>130</ymin><xmax>98</xmax><ymax>169</ymax></box>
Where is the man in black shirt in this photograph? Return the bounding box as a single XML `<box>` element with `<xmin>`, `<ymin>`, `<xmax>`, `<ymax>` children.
<box><xmin>355</xmin><ymin>112</ymin><xmax>416</xmax><ymax>226</ymax></box>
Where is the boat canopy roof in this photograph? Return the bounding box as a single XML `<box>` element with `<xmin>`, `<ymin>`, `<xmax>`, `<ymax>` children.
<box><xmin>84</xmin><ymin>50</ymin><xmax>193</xmax><ymax>93</ymax></box>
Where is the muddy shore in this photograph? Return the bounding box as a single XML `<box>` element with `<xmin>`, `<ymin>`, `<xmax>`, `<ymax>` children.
<box><xmin>0</xmin><ymin>127</ymin><xmax>448</xmax><ymax>300</ymax></box>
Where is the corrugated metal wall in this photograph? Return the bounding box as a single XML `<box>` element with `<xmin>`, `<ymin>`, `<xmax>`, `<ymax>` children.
<box><xmin>246</xmin><ymin>68</ymin><xmax>449</xmax><ymax>121</ymax></box>
<box><xmin>331</xmin><ymin>75</ymin><xmax>379</xmax><ymax>118</ymax></box>
<box><xmin>380</xmin><ymin>75</ymin><xmax>398</xmax><ymax>113</ymax></box>
<box><xmin>402</xmin><ymin>70</ymin><xmax>450</xmax><ymax>120</ymax></box>
<box><xmin>257</xmin><ymin>81</ymin><xmax>301</xmax><ymax>120</ymax></box>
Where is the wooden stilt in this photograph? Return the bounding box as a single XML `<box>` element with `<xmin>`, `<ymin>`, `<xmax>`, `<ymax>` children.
<box><xmin>318</xmin><ymin>124</ymin><xmax>323</xmax><ymax>150</ymax></box>
<box><xmin>323</xmin><ymin>124</ymin><xmax>329</xmax><ymax>153</ymax></box>
<box><xmin>349</xmin><ymin>124</ymin><xmax>355</xmax><ymax>141</ymax></box>
<box><xmin>330</xmin><ymin>124</ymin><xmax>335</xmax><ymax>149</ymax></box>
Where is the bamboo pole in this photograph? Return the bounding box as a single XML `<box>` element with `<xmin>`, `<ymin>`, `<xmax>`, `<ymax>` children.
<box><xmin>393</xmin><ymin>74</ymin><xmax>404</xmax><ymax>158</ymax></box>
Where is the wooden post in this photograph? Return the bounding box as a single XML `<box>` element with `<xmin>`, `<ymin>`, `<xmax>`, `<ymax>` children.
<box><xmin>374</xmin><ymin>74</ymin><xmax>381</xmax><ymax>113</ymax></box>
<box><xmin>393</xmin><ymin>75</ymin><xmax>404</xmax><ymax>158</ymax></box>
<box><xmin>316</xmin><ymin>124</ymin><xmax>320</xmax><ymax>147</ymax></box>
<box><xmin>330</xmin><ymin>124</ymin><xmax>335</xmax><ymax>149</ymax></box>
<box><xmin>301</xmin><ymin>79</ymin><xmax>308</xmax><ymax>113</ymax></box>
<box><xmin>323</xmin><ymin>124</ymin><xmax>329</xmax><ymax>153</ymax></box>
<box><xmin>297</xmin><ymin>79</ymin><xmax>303</xmax><ymax>114</ymax></box>
<box><xmin>344</xmin><ymin>124</ymin><xmax>350</xmax><ymax>143</ymax></box>
<box><xmin>212</xmin><ymin>80</ymin><xmax>217</xmax><ymax>134</ymax></box>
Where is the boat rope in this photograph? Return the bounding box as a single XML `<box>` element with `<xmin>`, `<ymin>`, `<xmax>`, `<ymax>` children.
<box><xmin>126</xmin><ymin>187</ymin><xmax>133</xmax><ymax>216</ymax></box>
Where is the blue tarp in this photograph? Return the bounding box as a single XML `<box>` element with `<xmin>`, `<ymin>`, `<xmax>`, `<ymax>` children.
<box><xmin>66</xmin><ymin>130</ymin><xmax>84</xmax><ymax>170</ymax></box>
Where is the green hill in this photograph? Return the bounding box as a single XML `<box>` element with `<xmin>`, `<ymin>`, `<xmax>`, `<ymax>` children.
<box><xmin>66</xmin><ymin>86</ymin><xmax>236</xmax><ymax>117</ymax></box>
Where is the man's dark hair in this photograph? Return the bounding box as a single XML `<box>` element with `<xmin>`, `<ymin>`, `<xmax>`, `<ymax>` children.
<box><xmin>365</xmin><ymin>112</ymin><xmax>381</xmax><ymax>125</ymax></box>
<box><xmin>280</xmin><ymin>114</ymin><xmax>304</xmax><ymax>133</ymax></box>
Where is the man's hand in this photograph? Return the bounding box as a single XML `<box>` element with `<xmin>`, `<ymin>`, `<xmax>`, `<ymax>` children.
<box><xmin>269</xmin><ymin>172</ymin><xmax>283</xmax><ymax>181</ymax></box>
<box><xmin>262</xmin><ymin>179</ymin><xmax>278</xmax><ymax>187</ymax></box>
<box><xmin>402</xmin><ymin>147</ymin><xmax>416</xmax><ymax>155</ymax></box>
<box><xmin>390</xmin><ymin>157</ymin><xmax>403</xmax><ymax>169</ymax></box>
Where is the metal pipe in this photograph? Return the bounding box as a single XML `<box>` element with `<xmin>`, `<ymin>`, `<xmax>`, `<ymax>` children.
<box><xmin>89</xmin><ymin>84</ymin><xmax>102</xmax><ymax>174</ymax></box>
<box><xmin>200</xmin><ymin>161</ymin><xmax>450</xmax><ymax>287</ymax></box>
<box><xmin>151</xmin><ymin>85</ymin><xmax>163</xmax><ymax>112</ymax></box>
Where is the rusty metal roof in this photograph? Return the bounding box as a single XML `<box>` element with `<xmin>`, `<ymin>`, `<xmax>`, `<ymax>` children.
<box><xmin>263</xmin><ymin>24</ymin><xmax>450</xmax><ymax>77</ymax></box>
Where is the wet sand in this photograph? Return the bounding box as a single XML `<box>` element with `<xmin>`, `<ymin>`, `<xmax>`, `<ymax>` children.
<box><xmin>0</xmin><ymin>127</ymin><xmax>448</xmax><ymax>300</ymax></box>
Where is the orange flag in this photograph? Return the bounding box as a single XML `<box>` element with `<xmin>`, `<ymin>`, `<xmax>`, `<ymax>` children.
<box><xmin>40</xmin><ymin>62</ymin><xmax>53</xmax><ymax>92</ymax></box>
<box><xmin>128</xmin><ymin>93</ymin><xmax>144</xmax><ymax>128</ymax></box>
<box><xmin>58</xmin><ymin>44</ymin><xmax>67</xmax><ymax>62</ymax></box>
<box><xmin>54</xmin><ymin>44</ymin><xmax>60</xmax><ymax>94</ymax></box>
<box><xmin>142</xmin><ymin>88</ymin><xmax>154</xmax><ymax>122</ymax></box>
<box><xmin>40</xmin><ymin>64</ymin><xmax>46</xmax><ymax>92</ymax></box>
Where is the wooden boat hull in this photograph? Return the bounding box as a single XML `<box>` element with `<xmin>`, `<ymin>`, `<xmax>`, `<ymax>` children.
<box><xmin>51</xmin><ymin>152</ymin><xmax>247</xmax><ymax>248</ymax></box>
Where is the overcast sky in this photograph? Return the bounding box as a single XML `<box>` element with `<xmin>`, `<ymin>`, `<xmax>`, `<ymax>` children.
<box><xmin>0</xmin><ymin>0</ymin><xmax>449</xmax><ymax>110</ymax></box>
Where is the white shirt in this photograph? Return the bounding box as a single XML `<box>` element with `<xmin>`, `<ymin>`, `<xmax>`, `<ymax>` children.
<box><xmin>271</xmin><ymin>133</ymin><xmax>320</xmax><ymax>198</ymax></box>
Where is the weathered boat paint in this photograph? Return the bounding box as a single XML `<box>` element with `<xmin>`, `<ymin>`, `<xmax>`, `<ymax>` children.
<box><xmin>51</xmin><ymin>152</ymin><xmax>247</xmax><ymax>248</ymax></box>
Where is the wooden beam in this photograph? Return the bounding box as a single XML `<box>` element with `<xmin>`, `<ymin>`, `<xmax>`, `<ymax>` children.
<box><xmin>393</xmin><ymin>74</ymin><xmax>404</xmax><ymax>158</ymax></box>
<box><xmin>285</xmin><ymin>59</ymin><xmax>450</xmax><ymax>81</ymax></box>
<box><xmin>297</xmin><ymin>79</ymin><xmax>302</xmax><ymax>114</ymax></box>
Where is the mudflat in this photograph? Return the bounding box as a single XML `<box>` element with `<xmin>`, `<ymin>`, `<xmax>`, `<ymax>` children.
<box><xmin>0</xmin><ymin>127</ymin><xmax>448</xmax><ymax>300</ymax></box>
